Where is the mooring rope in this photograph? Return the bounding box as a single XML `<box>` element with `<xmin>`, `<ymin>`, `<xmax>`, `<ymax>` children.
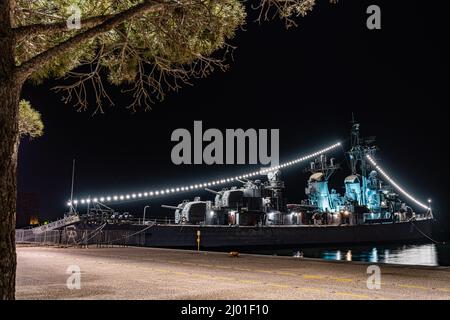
<box><xmin>99</xmin><ymin>223</ymin><xmax>155</xmax><ymax>245</ymax></box>
<box><xmin>410</xmin><ymin>220</ymin><xmax>444</xmax><ymax>245</ymax></box>
<box><xmin>78</xmin><ymin>222</ymin><xmax>108</xmax><ymax>244</ymax></box>
<box><xmin>65</xmin><ymin>222</ymin><xmax>107</xmax><ymax>247</ymax></box>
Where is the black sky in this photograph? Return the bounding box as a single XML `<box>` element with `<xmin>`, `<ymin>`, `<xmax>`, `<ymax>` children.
<box><xmin>18</xmin><ymin>0</ymin><xmax>449</xmax><ymax>237</ymax></box>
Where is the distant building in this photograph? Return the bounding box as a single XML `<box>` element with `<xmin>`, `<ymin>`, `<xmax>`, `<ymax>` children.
<box><xmin>16</xmin><ymin>192</ymin><xmax>40</xmax><ymax>228</ymax></box>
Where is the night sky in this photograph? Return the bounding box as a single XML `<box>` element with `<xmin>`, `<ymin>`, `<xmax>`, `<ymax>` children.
<box><xmin>19</xmin><ymin>0</ymin><xmax>449</xmax><ymax>238</ymax></box>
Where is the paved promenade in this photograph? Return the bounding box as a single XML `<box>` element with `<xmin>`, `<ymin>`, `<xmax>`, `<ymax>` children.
<box><xmin>16</xmin><ymin>246</ymin><xmax>450</xmax><ymax>300</ymax></box>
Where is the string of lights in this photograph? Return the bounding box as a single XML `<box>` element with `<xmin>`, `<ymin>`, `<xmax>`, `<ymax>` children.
<box><xmin>67</xmin><ymin>142</ymin><xmax>342</xmax><ymax>207</ymax></box>
<box><xmin>366</xmin><ymin>155</ymin><xmax>431</xmax><ymax>210</ymax></box>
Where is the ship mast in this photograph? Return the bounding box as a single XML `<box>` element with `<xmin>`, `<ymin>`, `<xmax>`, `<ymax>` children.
<box><xmin>347</xmin><ymin>116</ymin><xmax>376</xmax><ymax>206</ymax></box>
<box><xmin>69</xmin><ymin>159</ymin><xmax>76</xmax><ymax>214</ymax></box>
<box><xmin>348</xmin><ymin>118</ymin><xmax>363</xmax><ymax>176</ymax></box>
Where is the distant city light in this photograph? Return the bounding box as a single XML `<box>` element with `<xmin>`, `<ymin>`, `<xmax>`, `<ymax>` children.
<box><xmin>68</xmin><ymin>142</ymin><xmax>341</xmax><ymax>206</ymax></box>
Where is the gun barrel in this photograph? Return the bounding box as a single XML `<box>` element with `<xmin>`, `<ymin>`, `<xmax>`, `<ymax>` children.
<box><xmin>161</xmin><ymin>205</ymin><xmax>180</xmax><ymax>210</ymax></box>
<box><xmin>204</xmin><ymin>188</ymin><xmax>220</xmax><ymax>195</ymax></box>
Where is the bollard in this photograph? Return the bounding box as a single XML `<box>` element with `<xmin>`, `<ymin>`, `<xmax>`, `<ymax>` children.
<box><xmin>196</xmin><ymin>230</ymin><xmax>201</xmax><ymax>252</ymax></box>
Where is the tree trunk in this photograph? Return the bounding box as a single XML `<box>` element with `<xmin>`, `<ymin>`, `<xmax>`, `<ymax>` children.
<box><xmin>0</xmin><ymin>81</ymin><xmax>21</xmax><ymax>301</ymax></box>
<box><xmin>0</xmin><ymin>0</ymin><xmax>21</xmax><ymax>300</ymax></box>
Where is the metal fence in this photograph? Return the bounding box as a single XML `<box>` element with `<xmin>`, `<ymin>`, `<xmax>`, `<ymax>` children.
<box><xmin>15</xmin><ymin>225</ymin><xmax>151</xmax><ymax>247</ymax></box>
<box><xmin>16</xmin><ymin>229</ymin><xmax>62</xmax><ymax>246</ymax></box>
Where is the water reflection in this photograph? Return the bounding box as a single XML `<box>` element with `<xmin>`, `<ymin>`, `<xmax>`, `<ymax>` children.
<box><xmin>345</xmin><ymin>250</ymin><xmax>352</xmax><ymax>262</ymax></box>
<box><xmin>369</xmin><ymin>247</ymin><xmax>378</xmax><ymax>263</ymax></box>
<box><xmin>382</xmin><ymin>244</ymin><xmax>438</xmax><ymax>266</ymax></box>
<box><xmin>248</xmin><ymin>243</ymin><xmax>450</xmax><ymax>266</ymax></box>
<box><xmin>308</xmin><ymin>243</ymin><xmax>442</xmax><ymax>266</ymax></box>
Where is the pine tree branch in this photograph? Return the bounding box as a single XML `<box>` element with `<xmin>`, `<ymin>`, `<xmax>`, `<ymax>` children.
<box><xmin>15</xmin><ymin>0</ymin><xmax>167</xmax><ymax>82</ymax></box>
<box><xmin>13</xmin><ymin>15</ymin><xmax>115</xmax><ymax>42</ymax></box>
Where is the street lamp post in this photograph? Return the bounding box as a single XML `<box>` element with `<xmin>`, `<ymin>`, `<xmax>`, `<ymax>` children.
<box><xmin>428</xmin><ymin>199</ymin><xmax>433</xmax><ymax>218</ymax></box>
<box><xmin>143</xmin><ymin>205</ymin><xmax>150</xmax><ymax>225</ymax></box>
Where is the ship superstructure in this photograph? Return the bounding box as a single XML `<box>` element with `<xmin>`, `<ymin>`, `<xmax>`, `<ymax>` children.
<box><xmin>159</xmin><ymin>122</ymin><xmax>431</xmax><ymax>228</ymax></box>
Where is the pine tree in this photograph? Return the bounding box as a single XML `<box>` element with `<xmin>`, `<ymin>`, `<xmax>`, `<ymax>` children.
<box><xmin>0</xmin><ymin>0</ymin><xmax>316</xmax><ymax>299</ymax></box>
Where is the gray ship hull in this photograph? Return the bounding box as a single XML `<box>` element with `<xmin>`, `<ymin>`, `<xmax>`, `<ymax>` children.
<box><xmin>94</xmin><ymin>219</ymin><xmax>434</xmax><ymax>249</ymax></box>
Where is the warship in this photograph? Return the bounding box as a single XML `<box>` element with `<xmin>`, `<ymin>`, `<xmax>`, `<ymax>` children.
<box><xmin>18</xmin><ymin>122</ymin><xmax>434</xmax><ymax>249</ymax></box>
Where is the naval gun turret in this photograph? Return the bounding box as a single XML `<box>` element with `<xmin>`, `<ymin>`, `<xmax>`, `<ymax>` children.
<box><xmin>206</xmin><ymin>170</ymin><xmax>288</xmax><ymax>226</ymax></box>
<box><xmin>162</xmin><ymin>198</ymin><xmax>211</xmax><ymax>224</ymax></box>
<box><xmin>163</xmin><ymin>170</ymin><xmax>289</xmax><ymax>226</ymax></box>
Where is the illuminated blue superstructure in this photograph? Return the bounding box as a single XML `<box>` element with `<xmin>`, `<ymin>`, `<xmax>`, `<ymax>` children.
<box><xmin>344</xmin><ymin>175</ymin><xmax>363</xmax><ymax>205</ymax></box>
<box><xmin>305</xmin><ymin>155</ymin><xmax>341</xmax><ymax>213</ymax></box>
<box><xmin>304</xmin><ymin>121</ymin><xmax>409</xmax><ymax>222</ymax></box>
<box><xmin>306</xmin><ymin>172</ymin><xmax>333</xmax><ymax>212</ymax></box>
<box><xmin>365</xmin><ymin>170</ymin><xmax>382</xmax><ymax>212</ymax></box>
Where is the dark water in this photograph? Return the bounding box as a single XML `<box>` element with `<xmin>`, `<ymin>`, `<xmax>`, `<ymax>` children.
<box><xmin>246</xmin><ymin>243</ymin><xmax>450</xmax><ymax>267</ymax></box>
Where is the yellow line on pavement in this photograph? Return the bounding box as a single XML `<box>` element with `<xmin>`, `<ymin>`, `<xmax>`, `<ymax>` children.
<box><xmin>255</xmin><ymin>269</ymin><xmax>274</xmax><ymax>274</ymax></box>
<box><xmin>238</xmin><ymin>279</ymin><xmax>262</xmax><ymax>285</ymax></box>
<box><xmin>303</xmin><ymin>274</ymin><xmax>322</xmax><ymax>279</ymax></box>
<box><xmin>150</xmin><ymin>267</ymin><xmax>386</xmax><ymax>301</ymax></box>
<box><xmin>331</xmin><ymin>277</ymin><xmax>353</xmax><ymax>282</ymax></box>
<box><xmin>267</xmin><ymin>283</ymin><xmax>291</xmax><ymax>289</ymax></box>
<box><xmin>214</xmin><ymin>276</ymin><xmax>235</xmax><ymax>281</ymax></box>
<box><xmin>192</xmin><ymin>274</ymin><xmax>211</xmax><ymax>279</ymax></box>
<box><xmin>296</xmin><ymin>287</ymin><xmax>323</xmax><ymax>293</ymax></box>
<box><xmin>399</xmin><ymin>284</ymin><xmax>428</xmax><ymax>290</ymax></box>
<box><xmin>234</xmin><ymin>268</ymin><xmax>252</xmax><ymax>271</ymax></box>
<box><xmin>335</xmin><ymin>292</ymin><xmax>370</xmax><ymax>299</ymax></box>
<box><xmin>197</xmin><ymin>263</ymin><xmax>215</xmax><ymax>268</ymax></box>
<box><xmin>276</xmin><ymin>272</ymin><xmax>297</xmax><ymax>276</ymax></box>
<box><xmin>153</xmin><ymin>268</ymin><xmax>170</xmax><ymax>273</ymax></box>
